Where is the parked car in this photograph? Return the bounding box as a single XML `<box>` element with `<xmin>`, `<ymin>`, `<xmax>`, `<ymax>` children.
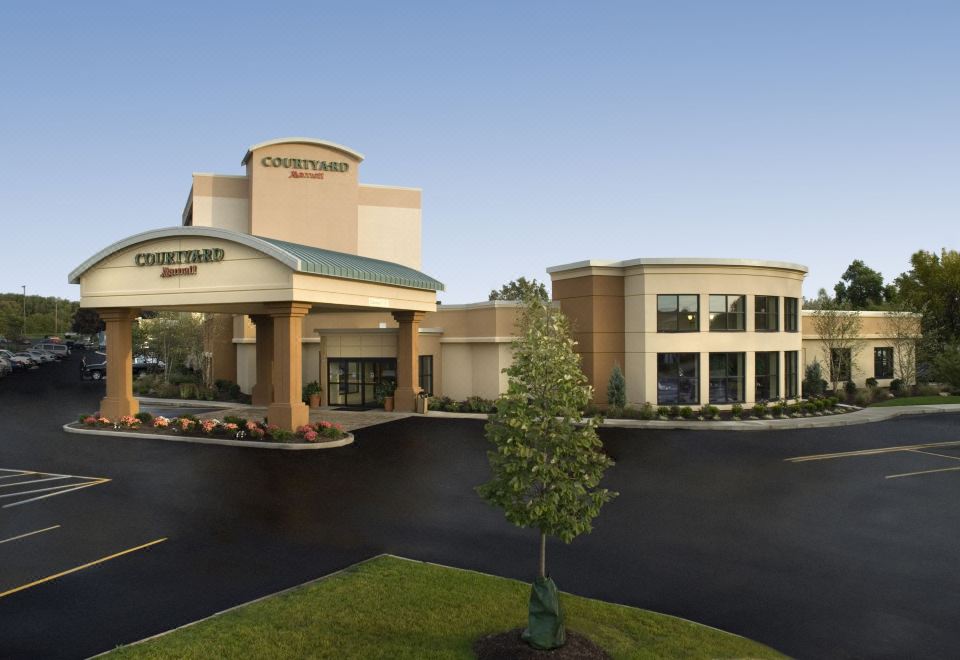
<box><xmin>25</xmin><ymin>349</ymin><xmax>55</xmax><ymax>363</ymax></box>
<box><xmin>14</xmin><ymin>352</ymin><xmax>39</xmax><ymax>367</ymax></box>
<box><xmin>0</xmin><ymin>350</ymin><xmax>31</xmax><ymax>370</ymax></box>
<box><xmin>133</xmin><ymin>356</ymin><xmax>165</xmax><ymax>375</ymax></box>
<box><xmin>33</xmin><ymin>342</ymin><xmax>70</xmax><ymax>358</ymax></box>
<box><xmin>0</xmin><ymin>357</ymin><xmax>11</xmax><ymax>377</ymax></box>
<box><xmin>81</xmin><ymin>357</ymin><xmax>107</xmax><ymax>380</ymax></box>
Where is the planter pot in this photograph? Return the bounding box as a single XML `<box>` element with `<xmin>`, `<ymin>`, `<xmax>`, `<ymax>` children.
<box><xmin>383</xmin><ymin>396</ymin><xmax>395</xmax><ymax>412</ymax></box>
<box><xmin>416</xmin><ymin>396</ymin><xmax>429</xmax><ymax>414</ymax></box>
<box><xmin>308</xmin><ymin>393</ymin><xmax>321</xmax><ymax>408</ymax></box>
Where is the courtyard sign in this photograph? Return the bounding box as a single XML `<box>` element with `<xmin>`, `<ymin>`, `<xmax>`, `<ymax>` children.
<box><xmin>259</xmin><ymin>156</ymin><xmax>349</xmax><ymax>174</ymax></box>
<box><xmin>134</xmin><ymin>248</ymin><xmax>225</xmax><ymax>267</ymax></box>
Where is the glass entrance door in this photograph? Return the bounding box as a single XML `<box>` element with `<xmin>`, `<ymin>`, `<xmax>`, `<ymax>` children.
<box><xmin>328</xmin><ymin>358</ymin><xmax>397</xmax><ymax>408</ymax></box>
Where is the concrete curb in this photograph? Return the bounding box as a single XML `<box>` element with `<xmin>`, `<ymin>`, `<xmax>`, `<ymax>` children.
<box><xmin>424</xmin><ymin>404</ymin><xmax>960</xmax><ymax>431</ymax></box>
<box><xmin>136</xmin><ymin>397</ymin><xmax>245</xmax><ymax>409</ymax></box>
<box><xmin>62</xmin><ymin>424</ymin><xmax>354</xmax><ymax>450</ymax></box>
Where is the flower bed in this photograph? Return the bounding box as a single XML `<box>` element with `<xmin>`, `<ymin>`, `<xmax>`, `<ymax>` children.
<box><xmin>76</xmin><ymin>412</ymin><xmax>347</xmax><ymax>444</ymax></box>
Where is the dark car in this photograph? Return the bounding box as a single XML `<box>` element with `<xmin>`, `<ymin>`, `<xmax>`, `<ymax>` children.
<box><xmin>81</xmin><ymin>357</ymin><xmax>107</xmax><ymax>381</ymax></box>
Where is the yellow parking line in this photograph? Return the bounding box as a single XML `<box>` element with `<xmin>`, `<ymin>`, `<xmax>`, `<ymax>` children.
<box><xmin>886</xmin><ymin>466</ymin><xmax>960</xmax><ymax>480</ymax></box>
<box><xmin>0</xmin><ymin>538</ymin><xmax>167</xmax><ymax>599</ymax></box>
<box><xmin>0</xmin><ymin>525</ymin><xmax>61</xmax><ymax>545</ymax></box>
<box><xmin>785</xmin><ymin>440</ymin><xmax>960</xmax><ymax>462</ymax></box>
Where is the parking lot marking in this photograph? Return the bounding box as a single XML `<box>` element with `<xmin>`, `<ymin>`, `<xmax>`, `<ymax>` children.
<box><xmin>785</xmin><ymin>440</ymin><xmax>960</xmax><ymax>462</ymax></box>
<box><xmin>0</xmin><ymin>471</ymin><xmax>38</xmax><ymax>480</ymax></box>
<box><xmin>0</xmin><ymin>538</ymin><xmax>167</xmax><ymax>599</ymax></box>
<box><xmin>0</xmin><ymin>475</ymin><xmax>72</xmax><ymax>489</ymax></box>
<box><xmin>0</xmin><ymin>525</ymin><xmax>60</xmax><ymax>545</ymax></box>
<box><xmin>907</xmin><ymin>449</ymin><xmax>960</xmax><ymax>462</ymax></box>
<box><xmin>886</xmin><ymin>466</ymin><xmax>960</xmax><ymax>480</ymax></box>
<box><xmin>1</xmin><ymin>479</ymin><xmax>110</xmax><ymax>509</ymax></box>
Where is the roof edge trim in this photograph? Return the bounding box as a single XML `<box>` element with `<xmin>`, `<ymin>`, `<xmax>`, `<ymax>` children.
<box><xmin>241</xmin><ymin>138</ymin><xmax>365</xmax><ymax>165</ymax></box>
<box><xmin>547</xmin><ymin>257</ymin><xmax>809</xmax><ymax>274</ymax></box>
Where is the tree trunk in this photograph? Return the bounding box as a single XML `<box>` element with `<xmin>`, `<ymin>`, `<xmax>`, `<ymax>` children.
<box><xmin>539</xmin><ymin>530</ymin><xmax>546</xmax><ymax>578</ymax></box>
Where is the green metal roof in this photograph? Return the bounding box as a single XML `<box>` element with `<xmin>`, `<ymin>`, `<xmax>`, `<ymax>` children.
<box><xmin>255</xmin><ymin>235</ymin><xmax>445</xmax><ymax>291</ymax></box>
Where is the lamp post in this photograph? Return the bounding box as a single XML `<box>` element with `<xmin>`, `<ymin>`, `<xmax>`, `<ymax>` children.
<box><xmin>21</xmin><ymin>285</ymin><xmax>26</xmax><ymax>338</ymax></box>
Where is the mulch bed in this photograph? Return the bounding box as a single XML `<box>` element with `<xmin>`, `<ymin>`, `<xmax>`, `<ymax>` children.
<box><xmin>473</xmin><ymin>628</ymin><xmax>610</xmax><ymax>659</ymax></box>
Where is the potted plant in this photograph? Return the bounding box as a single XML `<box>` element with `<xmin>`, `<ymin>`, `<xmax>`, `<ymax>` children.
<box><xmin>303</xmin><ymin>381</ymin><xmax>323</xmax><ymax>408</ymax></box>
<box><xmin>375</xmin><ymin>380</ymin><xmax>396</xmax><ymax>412</ymax></box>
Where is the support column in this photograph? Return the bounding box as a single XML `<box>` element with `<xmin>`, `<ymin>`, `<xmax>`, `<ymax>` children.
<box><xmin>250</xmin><ymin>315</ymin><xmax>274</xmax><ymax>407</ymax></box>
<box><xmin>266</xmin><ymin>302</ymin><xmax>312</xmax><ymax>431</ymax></box>
<box><xmin>393</xmin><ymin>311</ymin><xmax>425</xmax><ymax>412</ymax></box>
<box><xmin>98</xmin><ymin>308</ymin><xmax>139</xmax><ymax>420</ymax></box>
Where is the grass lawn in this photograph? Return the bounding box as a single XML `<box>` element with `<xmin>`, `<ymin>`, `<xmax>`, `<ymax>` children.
<box><xmin>106</xmin><ymin>555</ymin><xmax>783</xmax><ymax>659</ymax></box>
<box><xmin>871</xmin><ymin>396</ymin><xmax>960</xmax><ymax>407</ymax></box>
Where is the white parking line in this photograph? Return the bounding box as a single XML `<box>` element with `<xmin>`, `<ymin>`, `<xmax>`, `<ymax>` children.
<box><xmin>886</xmin><ymin>466</ymin><xmax>960</xmax><ymax>480</ymax></box>
<box><xmin>0</xmin><ymin>468</ymin><xmax>110</xmax><ymax>508</ymax></box>
<box><xmin>0</xmin><ymin>525</ymin><xmax>61</xmax><ymax>545</ymax></box>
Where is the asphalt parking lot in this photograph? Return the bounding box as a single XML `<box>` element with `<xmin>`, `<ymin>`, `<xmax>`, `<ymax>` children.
<box><xmin>1</xmin><ymin>356</ymin><xmax>959</xmax><ymax>659</ymax></box>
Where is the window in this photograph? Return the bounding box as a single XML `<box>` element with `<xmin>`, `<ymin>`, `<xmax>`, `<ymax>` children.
<box><xmin>874</xmin><ymin>347</ymin><xmax>894</xmax><ymax>379</ymax></box>
<box><xmin>830</xmin><ymin>348</ymin><xmax>852</xmax><ymax>383</ymax></box>
<box><xmin>785</xmin><ymin>351</ymin><xmax>799</xmax><ymax>398</ymax></box>
<box><xmin>784</xmin><ymin>297</ymin><xmax>799</xmax><ymax>332</ymax></box>
<box><xmin>657</xmin><ymin>295</ymin><xmax>699</xmax><ymax>332</ymax></box>
<box><xmin>419</xmin><ymin>355</ymin><xmax>434</xmax><ymax>395</ymax></box>
<box><xmin>709</xmin><ymin>352</ymin><xmax>745</xmax><ymax>403</ymax></box>
<box><xmin>754</xmin><ymin>296</ymin><xmax>779</xmax><ymax>332</ymax></box>
<box><xmin>709</xmin><ymin>295</ymin><xmax>746</xmax><ymax>331</ymax></box>
<box><xmin>657</xmin><ymin>353</ymin><xmax>699</xmax><ymax>404</ymax></box>
<box><xmin>755</xmin><ymin>351</ymin><xmax>779</xmax><ymax>401</ymax></box>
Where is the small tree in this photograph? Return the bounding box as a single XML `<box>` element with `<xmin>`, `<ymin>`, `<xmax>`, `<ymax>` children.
<box><xmin>607</xmin><ymin>363</ymin><xmax>626</xmax><ymax>411</ymax></box>
<box><xmin>933</xmin><ymin>343</ymin><xmax>960</xmax><ymax>392</ymax></box>
<box><xmin>477</xmin><ymin>295</ymin><xmax>617</xmax><ymax>650</ymax></box>
<box><xmin>488</xmin><ymin>276</ymin><xmax>549</xmax><ymax>303</ymax></box>
<box><xmin>882</xmin><ymin>307</ymin><xmax>920</xmax><ymax>387</ymax></box>
<box><xmin>808</xmin><ymin>304</ymin><xmax>865</xmax><ymax>392</ymax></box>
<box><xmin>802</xmin><ymin>360</ymin><xmax>826</xmax><ymax>397</ymax></box>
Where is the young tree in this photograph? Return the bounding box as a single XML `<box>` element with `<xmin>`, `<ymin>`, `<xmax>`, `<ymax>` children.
<box><xmin>607</xmin><ymin>363</ymin><xmax>626</xmax><ymax>411</ymax></box>
<box><xmin>488</xmin><ymin>276</ymin><xmax>549</xmax><ymax>303</ymax></box>
<box><xmin>71</xmin><ymin>308</ymin><xmax>103</xmax><ymax>335</ymax></box>
<box><xmin>477</xmin><ymin>295</ymin><xmax>616</xmax><ymax>650</ymax></box>
<box><xmin>834</xmin><ymin>260</ymin><xmax>885</xmax><ymax>309</ymax></box>
<box><xmin>896</xmin><ymin>249</ymin><xmax>960</xmax><ymax>352</ymax></box>
<box><xmin>808</xmin><ymin>304</ymin><xmax>865</xmax><ymax>392</ymax></box>
<box><xmin>882</xmin><ymin>307</ymin><xmax>920</xmax><ymax>387</ymax></box>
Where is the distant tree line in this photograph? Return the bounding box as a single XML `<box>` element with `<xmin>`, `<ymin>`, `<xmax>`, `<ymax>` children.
<box><xmin>0</xmin><ymin>293</ymin><xmax>81</xmax><ymax>338</ymax></box>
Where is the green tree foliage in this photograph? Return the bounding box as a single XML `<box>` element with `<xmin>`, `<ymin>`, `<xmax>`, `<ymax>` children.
<box><xmin>477</xmin><ymin>295</ymin><xmax>617</xmax><ymax>648</ymax></box>
<box><xmin>933</xmin><ymin>344</ymin><xmax>960</xmax><ymax>391</ymax></box>
<box><xmin>834</xmin><ymin>260</ymin><xmax>886</xmax><ymax>309</ymax></box>
<box><xmin>134</xmin><ymin>312</ymin><xmax>206</xmax><ymax>383</ymax></box>
<box><xmin>488</xmin><ymin>276</ymin><xmax>549</xmax><ymax>303</ymax></box>
<box><xmin>0</xmin><ymin>293</ymin><xmax>79</xmax><ymax>338</ymax></box>
<box><xmin>607</xmin><ymin>363</ymin><xmax>626</xmax><ymax>410</ymax></box>
<box><xmin>802</xmin><ymin>360</ymin><xmax>826</xmax><ymax>397</ymax></box>
<box><xmin>896</xmin><ymin>249</ymin><xmax>960</xmax><ymax>350</ymax></box>
<box><xmin>71</xmin><ymin>308</ymin><xmax>103</xmax><ymax>335</ymax></box>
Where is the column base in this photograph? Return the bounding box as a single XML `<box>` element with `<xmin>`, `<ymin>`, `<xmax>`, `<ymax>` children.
<box><xmin>394</xmin><ymin>387</ymin><xmax>418</xmax><ymax>413</ymax></box>
<box><xmin>99</xmin><ymin>395</ymin><xmax>139</xmax><ymax>420</ymax></box>
<box><xmin>251</xmin><ymin>383</ymin><xmax>273</xmax><ymax>407</ymax></box>
<box><xmin>267</xmin><ymin>402</ymin><xmax>309</xmax><ymax>431</ymax></box>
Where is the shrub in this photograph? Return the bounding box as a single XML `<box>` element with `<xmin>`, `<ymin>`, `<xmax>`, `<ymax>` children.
<box><xmin>803</xmin><ymin>361</ymin><xmax>826</xmax><ymax>397</ymax></box>
<box><xmin>865</xmin><ymin>377</ymin><xmax>878</xmax><ymax>388</ymax></box>
<box><xmin>428</xmin><ymin>396</ymin><xmax>455</xmax><ymax>411</ymax></box>
<box><xmin>771</xmin><ymin>402</ymin><xmax>785</xmax><ymax>417</ymax></box>
<box><xmin>618</xmin><ymin>406</ymin><xmax>640</xmax><ymax>419</ymax></box>
<box><xmin>814</xmin><ymin>399</ymin><xmax>826</xmax><ymax>411</ymax></box>
<box><xmin>134</xmin><ymin>412</ymin><xmax>153</xmax><ymax>425</ymax></box>
<box><xmin>788</xmin><ymin>402</ymin><xmax>801</xmax><ymax>416</ymax></box>
<box><xmin>583</xmin><ymin>403</ymin><xmax>603</xmax><ymax>417</ymax></box>
<box><xmin>699</xmin><ymin>405</ymin><xmax>719</xmax><ymax>419</ymax></box>
<box><xmin>933</xmin><ymin>343</ymin><xmax>960</xmax><ymax>390</ymax></box>
<box><xmin>731</xmin><ymin>403</ymin><xmax>744</xmax><ymax>418</ymax></box>
<box><xmin>271</xmin><ymin>429</ymin><xmax>295</xmax><ymax>442</ymax></box>
<box><xmin>853</xmin><ymin>391</ymin><xmax>871</xmax><ymax>407</ymax></box>
<box><xmin>679</xmin><ymin>406</ymin><xmax>694</xmax><ymax>419</ymax></box>
<box><xmin>826</xmin><ymin>396</ymin><xmax>838</xmax><ymax>408</ymax></box>
<box><xmin>889</xmin><ymin>378</ymin><xmax>904</xmax><ymax>394</ymax></box>
<box><xmin>223</xmin><ymin>415</ymin><xmax>247</xmax><ymax>427</ymax></box>
<box><xmin>607</xmin><ymin>364</ymin><xmax>626</xmax><ymax>410</ymax></box>
<box><xmin>656</xmin><ymin>406</ymin><xmax>670</xmax><ymax>418</ymax></box>
<box><xmin>752</xmin><ymin>402</ymin><xmax>767</xmax><ymax>418</ymax></box>
<box><xmin>464</xmin><ymin>396</ymin><xmax>496</xmax><ymax>414</ymax></box>
<box><xmin>636</xmin><ymin>403</ymin><xmax>656</xmax><ymax>420</ymax></box>
<box><xmin>844</xmin><ymin>381</ymin><xmax>857</xmax><ymax>397</ymax></box>
<box><xmin>803</xmin><ymin>401</ymin><xmax>816</xmax><ymax>414</ymax></box>
<box><xmin>669</xmin><ymin>405</ymin><xmax>681</xmax><ymax>418</ymax></box>
<box><xmin>913</xmin><ymin>383</ymin><xmax>942</xmax><ymax>397</ymax></box>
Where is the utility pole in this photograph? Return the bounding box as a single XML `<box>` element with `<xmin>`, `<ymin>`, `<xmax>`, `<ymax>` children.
<box><xmin>21</xmin><ymin>285</ymin><xmax>26</xmax><ymax>337</ymax></box>
<box><xmin>55</xmin><ymin>299</ymin><xmax>59</xmax><ymax>336</ymax></box>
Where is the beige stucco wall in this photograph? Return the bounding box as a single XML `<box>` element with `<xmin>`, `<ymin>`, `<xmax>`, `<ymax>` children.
<box><xmin>551</xmin><ymin>260</ymin><xmax>806</xmax><ymax>408</ymax></box>
<box><xmin>187</xmin><ymin>175</ymin><xmax>249</xmax><ymax>233</ymax></box>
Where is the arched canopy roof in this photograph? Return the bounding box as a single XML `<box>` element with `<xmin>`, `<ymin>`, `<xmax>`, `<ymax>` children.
<box><xmin>69</xmin><ymin>226</ymin><xmax>443</xmax><ymax>291</ymax></box>
<box><xmin>241</xmin><ymin>138</ymin><xmax>365</xmax><ymax>165</ymax></box>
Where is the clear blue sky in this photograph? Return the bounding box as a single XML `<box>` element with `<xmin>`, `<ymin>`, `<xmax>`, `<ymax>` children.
<box><xmin>1</xmin><ymin>1</ymin><xmax>957</xmax><ymax>303</ymax></box>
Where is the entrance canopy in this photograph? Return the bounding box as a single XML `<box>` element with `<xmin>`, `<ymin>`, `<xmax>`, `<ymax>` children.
<box><xmin>68</xmin><ymin>226</ymin><xmax>444</xmax><ymax>427</ymax></box>
<box><xmin>69</xmin><ymin>226</ymin><xmax>443</xmax><ymax>314</ymax></box>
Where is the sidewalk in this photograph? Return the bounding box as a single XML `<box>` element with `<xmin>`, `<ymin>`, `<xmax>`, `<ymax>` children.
<box><xmin>136</xmin><ymin>397</ymin><xmax>960</xmax><ymax>433</ymax></box>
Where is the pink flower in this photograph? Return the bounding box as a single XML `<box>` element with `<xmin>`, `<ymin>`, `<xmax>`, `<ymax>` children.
<box><xmin>153</xmin><ymin>416</ymin><xmax>170</xmax><ymax>428</ymax></box>
<box><xmin>303</xmin><ymin>430</ymin><xmax>318</xmax><ymax>442</ymax></box>
<box><xmin>224</xmin><ymin>423</ymin><xmax>238</xmax><ymax>431</ymax></box>
<box><xmin>319</xmin><ymin>420</ymin><xmax>332</xmax><ymax>429</ymax></box>
<box><xmin>83</xmin><ymin>416</ymin><xmax>97</xmax><ymax>426</ymax></box>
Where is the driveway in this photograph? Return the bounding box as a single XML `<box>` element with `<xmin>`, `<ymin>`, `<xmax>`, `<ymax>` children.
<box><xmin>1</xmin><ymin>355</ymin><xmax>958</xmax><ymax>658</ymax></box>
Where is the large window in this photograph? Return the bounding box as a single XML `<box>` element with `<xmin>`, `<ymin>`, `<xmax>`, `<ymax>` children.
<box><xmin>830</xmin><ymin>348</ymin><xmax>852</xmax><ymax>383</ymax></box>
<box><xmin>709</xmin><ymin>295</ymin><xmax>746</xmax><ymax>331</ymax></box>
<box><xmin>755</xmin><ymin>351</ymin><xmax>779</xmax><ymax>401</ymax></box>
<box><xmin>755</xmin><ymin>296</ymin><xmax>779</xmax><ymax>332</ymax></box>
<box><xmin>657</xmin><ymin>295</ymin><xmax>699</xmax><ymax>332</ymax></box>
<box><xmin>874</xmin><ymin>347</ymin><xmax>894</xmax><ymax>379</ymax></box>
<box><xmin>657</xmin><ymin>353</ymin><xmax>699</xmax><ymax>404</ymax></box>
<box><xmin>785</xmin><ymin>351</ymin><xmax>799</xmax><ymax>398</ymax></box>
<box><xmin>784</xmin><ymin>297</ymin><xmax>799</xmax><ymax>332</ymax></box>
<box><xmin>419</xmin><ymin>355</ymin><xmax>434</xmax><ymax>394</ymax></box>
<box><xmin>709</xmin><ymin>352</ymin><xmax>745</xmax><ymax>403</ymax></box>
